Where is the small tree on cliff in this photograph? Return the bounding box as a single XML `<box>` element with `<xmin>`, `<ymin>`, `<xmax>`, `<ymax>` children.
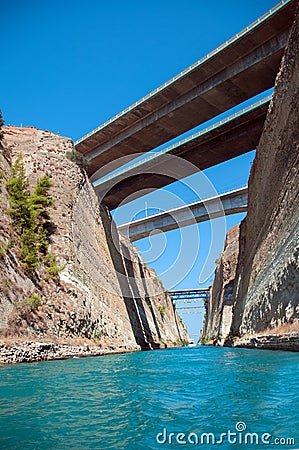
<box><xmin>6</xmin><ymin>154</ymin><xmax>55</xmax><ymax>271</ymax></box>
<box><xmin>6</xmin><ymin>155</ymin><xmax>32</xmax><ymax>233</ymax></box>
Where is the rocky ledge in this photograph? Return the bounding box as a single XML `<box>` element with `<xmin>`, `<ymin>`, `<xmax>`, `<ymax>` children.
<box><xmin>227</xmin><ymin>332</ymin><xmax>299</xmax><ymax>352</ymax></box>
<box><xmin>0</xmin><ymin>341</ymin><xmax>141</xmax><ymax>365</ymax></box>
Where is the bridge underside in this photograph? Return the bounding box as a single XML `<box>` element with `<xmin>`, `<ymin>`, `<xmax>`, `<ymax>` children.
<box><xmin>118</xmin><ymin>188</ymin><xmax>248</xmax><ymax>241</ymax></box>
<box><xmin>75</xmin><ymin>1</ymin><xmax>296</xmax><ymax>176</ymax></box>
<box><xmin>95</xmin><ymin>100</ymin><xmax>267</xmax><ymax>210</ymax></box>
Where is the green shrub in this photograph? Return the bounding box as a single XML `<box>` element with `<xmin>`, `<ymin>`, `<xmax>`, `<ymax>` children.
<box><xmin>21</xmin><ymin>294</ymin><xmax>42</xmax><ymax>311</ymax></box>
<box><xmin>6</xmin><ymin>155</ymin><xmax>32</xmax><ymax>233</ymax></box>
<box><xmin>66</xmin><ymin>150</ymin><xmax>89</xmax><ymax>169</ymax></box>
<box><xmin>200</xmin><ymin>335</ymin><xmax>210</xmax><ymax>345</ymax></box>
<box><xmin>36</xmin><ymin>225</ymin><xmax>49</xmax><ymax>254</ymax></box>
<box><xmin>45</xmin><ymin>252</ymin><xmax>64</xmax><ymax>280</ymax></box>
<box><xmin>159</xmin><ymin>305</ymin><xmax>166</xmax><ymax>319</ymax></box>
<box><xmin>20</xmin><ymin>229</ymin><xmax>39</xmax><ymax>270</ymax></box>
<box><xmin>5</xmin><ymin>155</ymin><xmax>54</xmax><ymax>272</ymax></box>
<box><xmin>172</xmin><ymin>339</ymin><xmax>189</xmax><ymax>347</ymax></box>
<box><xmin>92</xmin><ymin>330</ymin><xmax>103</xmax><ymax>342</ymax></box>
<box><xmin>30</xmin><ymin>175</ymin><xmax>54</xmax><ymax>222</ymax></box>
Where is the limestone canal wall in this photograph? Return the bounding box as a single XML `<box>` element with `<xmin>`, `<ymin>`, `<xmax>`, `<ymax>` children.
<box><xmin>202</xmin><ymin>9</ymin><xmax>299</xmax><ymax>350</ymax></box>
<box><xmin>0</xmin><ymin>126</ymin><xmax>188</xmax><ymax>364</ymax></box>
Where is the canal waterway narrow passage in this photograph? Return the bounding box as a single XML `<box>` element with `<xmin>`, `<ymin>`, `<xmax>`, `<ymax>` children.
<box><xmin>0</xmin><ymin>346</ymin><xmax>298</xmax><ymax>449</ymax></box>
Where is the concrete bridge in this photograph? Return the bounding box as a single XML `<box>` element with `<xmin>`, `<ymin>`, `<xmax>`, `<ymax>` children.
<box><xmin>94</xmin><ymin>98</ymin><xmax>267</xmax><ymax>210</ymax></box>
<box><xmin>75</xmin><ymin>0</ymin><xmax>295</xmax><ymax>177</ymax></box>
<box><xmin>118</xmin><ymin>187</ymin><xmax>247</xmax><ymax>241</ymax></box>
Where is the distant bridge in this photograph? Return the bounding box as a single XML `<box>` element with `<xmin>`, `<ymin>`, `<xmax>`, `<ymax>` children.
<box><xmin>168</xmin><ymin>288</ymin><xmax>210</xmax><ymax>303</ymax></box>
<box><xmin>75</xmin><ymin>0</ymin><xmax>295</xmax><ymax>179</ymax></box>
<box><xmin>174</xmin><ymin>308</ymin><xmax>205</xmax><ymax>315</ymax></box>
<box><xmin>118</xmin><ymin>187</ymin><xmax>247</xmax><ymax>241</ymax></box>
<box><xmin>169</xmin><ymin>289</ymin><xmax>209</xmax><ymax>314</ymax></box>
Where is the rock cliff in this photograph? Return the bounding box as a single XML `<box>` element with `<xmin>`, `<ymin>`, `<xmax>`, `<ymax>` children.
<box><xmin>0</xmin><ymin>126</ymin><xmax>188</xmax><ymax>363</ymax></box>
<box><xmin>202</xmin><ymin>10</ymin><xmax>299</xmax><ymax>350</ymax></box>
<box><xmin>201</xmin><ymin>225</ymin><xmax>240</xmax><ymax>345</ymax></box>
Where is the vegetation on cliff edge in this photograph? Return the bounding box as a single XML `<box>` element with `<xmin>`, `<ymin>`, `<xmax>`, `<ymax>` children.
<box><xmin>66</xmin><ymin>149</ymin><xmax>89</xmax><ymax>170</ymax></box>
<box><xmin>3</xmin><ymin>154</ymin><xmax>61</xmax><ymax>276</ymax></box>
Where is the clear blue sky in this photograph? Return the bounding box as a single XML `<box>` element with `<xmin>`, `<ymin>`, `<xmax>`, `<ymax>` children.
<box><xmin>2</xmin><ymin>0</ymin><xmax>279</xmax><ymax>339</ymax></box>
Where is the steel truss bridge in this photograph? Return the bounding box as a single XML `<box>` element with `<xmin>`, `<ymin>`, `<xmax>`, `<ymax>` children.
<box><xmin>169</xmin><ymin>288</ymin><xmax>209</xmax><ymax>314</ymax></box>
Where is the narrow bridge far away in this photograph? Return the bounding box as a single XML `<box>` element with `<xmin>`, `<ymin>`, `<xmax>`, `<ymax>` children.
<box><xmin>0</xmin><ymin>1</ymin><xmax>298</xmax><ymax>449</ymax></box>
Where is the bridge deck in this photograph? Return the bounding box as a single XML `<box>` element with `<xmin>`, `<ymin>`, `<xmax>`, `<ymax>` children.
<box><xmin>95</xmin><ymin>97</ymin><xmax>266</xmax><ymax>210</ymax></box>
<box><xmin>118</xmin><ymin>187</ymin><xmax>248</xmax><ymax>241</ymax></box>
<box><xmin>75</xmin><ymin>0</ymin><xmax>296</xmax><ymax>176</ymax></box>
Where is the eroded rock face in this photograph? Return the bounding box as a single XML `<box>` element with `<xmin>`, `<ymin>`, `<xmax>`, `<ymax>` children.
<box><xmin>229</xmin><ymin>332</ymin><xmax>299</xmax><ymax>352</ymax></box>
<box><xmin>202</xmin><ymin>10</ymin><xmax>299</xmax><ymax>347</ymax></box>
<box><xmin>0</xmin><ymin>126</ymin><xmax>188</xmax><ymax>355</ymax></box>
<box><xmin>231</xmin><ymin>10</ymin><xmax>299</xmax><ymax>338</ymax></box>
<box><xmin>202</xmin><ymin>225</ymin><xmax>240</xmax><ymax>344</ymax></box>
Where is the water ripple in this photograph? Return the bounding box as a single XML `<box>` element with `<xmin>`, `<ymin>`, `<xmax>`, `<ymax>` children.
<box><xmin>0</xmin><ymin>347</ymin><xmax>298</xmax><ymax>449</ymax></box>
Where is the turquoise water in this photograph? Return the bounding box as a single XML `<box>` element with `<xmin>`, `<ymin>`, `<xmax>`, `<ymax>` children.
<box><xmin>0</xmin><ymin>347</ymin><xmax>298</xmax><ymax>449</ymax></box>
